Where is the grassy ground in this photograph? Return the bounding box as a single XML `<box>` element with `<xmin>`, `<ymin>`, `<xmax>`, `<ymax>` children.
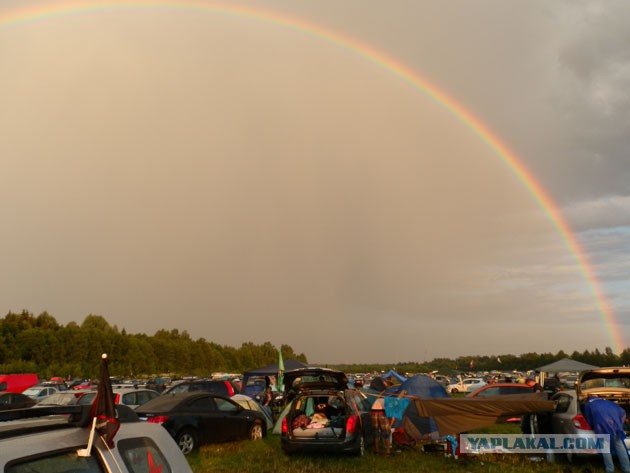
<box><xmin>186</xmin><ymin>426</ymin><xmax>608</xmax><ymax>473</ymax></box>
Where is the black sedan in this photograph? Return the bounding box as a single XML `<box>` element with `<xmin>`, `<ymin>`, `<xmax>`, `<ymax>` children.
<box><xmin>0</xmin><ymin>392</ymin><xmax>37</xmax><ymax>410</ymax></box>
<box><xmin>136</xmin><ymin>392</ymin><xmax>267</xmax><ymax>455</ymax></box>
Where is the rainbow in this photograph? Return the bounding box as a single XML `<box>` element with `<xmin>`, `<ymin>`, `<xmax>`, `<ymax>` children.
<box><xmin>2</xmin><ymin>0</ymin><xmax>624</xmax><ymax>353</ymax></box>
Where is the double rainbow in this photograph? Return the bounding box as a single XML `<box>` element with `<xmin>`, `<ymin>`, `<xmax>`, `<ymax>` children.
<box><xmin>2</xmin><ymin>0</ymin><xmax>623</xmax><ymax>353</ymax></box>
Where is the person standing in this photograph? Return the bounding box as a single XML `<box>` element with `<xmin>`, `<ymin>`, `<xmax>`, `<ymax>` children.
<box><xmin>370</xmin><ymin>396</ymin><xmax>392</xmax><ymax>456</ymax></box>
<box><xmin>583</xmin><ymin>397</ymin><xmax>630</xmax><ymax>473</ymax></box>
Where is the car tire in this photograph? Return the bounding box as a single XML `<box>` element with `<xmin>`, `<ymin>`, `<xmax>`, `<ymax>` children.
<box><xmin>520</xmin><ymin>414</ymin><xmax>541</xmax><ymax>435</ymax></box>
<box><xmin>451</xmin><ymin>388</ymin><xmax>458</xmax><ymax>394</ymax></box>
<box><xmin>248</xmin><ymin>420</ymin><xmax>264</xmax><ymax>440</ymax></box>
<box><xmin>175</xmin><ymin>428</ymin><xmax>197</xmax><ymax>455</ymax></box>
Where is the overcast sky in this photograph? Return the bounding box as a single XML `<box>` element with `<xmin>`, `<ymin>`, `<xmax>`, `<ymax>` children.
<box><xmin>1</xmin><ymin>0</ymin><xmax>629</xmax><ymax>364</ymax></box>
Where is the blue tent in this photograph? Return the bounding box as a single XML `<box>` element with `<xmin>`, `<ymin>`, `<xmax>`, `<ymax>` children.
<box><xmin>384</xmin><ymin>375</ymin><xmax>450</xmax><ymax>440</ymax></box>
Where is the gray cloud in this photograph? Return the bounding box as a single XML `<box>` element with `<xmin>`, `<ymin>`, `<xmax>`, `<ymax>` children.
<box><xmin>1</xmin><ymin>0</ymin><xmax>628</xmax><ymax>363</ymax></box>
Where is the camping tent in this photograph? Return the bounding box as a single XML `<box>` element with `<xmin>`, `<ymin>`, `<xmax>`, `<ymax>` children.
<box><xmin>536</xmin><ymin>358</ymin><xmax>599</xmax><ymax>388</ymax></box>
<box><xmin>231</xmin><ymin>394</ymin><xmax>274</xmax><ymax>430</ymax></box>
<box><xmin>241</xmin><ymin>359</ymin><xmax>310</xmax><ymax>397</ymax></box>
<box><xmin>383</xmin><ymin>375</ymin><xmax>449</xmax><ymax>441</ymax></box>
<box><xmin>536</xmin><ymin>358</ymin><xmax>599</xmax><ymax>373</ymax></box>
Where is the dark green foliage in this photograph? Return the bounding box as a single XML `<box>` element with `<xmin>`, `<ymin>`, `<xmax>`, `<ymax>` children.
<box><xmin>0</xmin><ymin>310</ymin><xmax>624</xmax><ymax>381</ymax></box>
<box><xmin>0</xmin><ymin>310</ymin><xmax>307</xmax><ymax>379</ymax></box>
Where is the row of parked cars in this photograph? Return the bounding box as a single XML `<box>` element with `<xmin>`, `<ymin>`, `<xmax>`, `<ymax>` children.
<box><xmin>0</xmin><ymin>366</ymin><xmax>370</xmax><ymax>466</ymax></box>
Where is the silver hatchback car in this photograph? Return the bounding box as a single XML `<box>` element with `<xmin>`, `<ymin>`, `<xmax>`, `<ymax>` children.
<box><xmin>523</xmin><ymin>367</ymin><xmax>630</xmax><ymax>463</ymax></box>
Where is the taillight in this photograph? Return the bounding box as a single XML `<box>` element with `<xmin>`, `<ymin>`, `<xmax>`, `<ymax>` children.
<box><xmin>346</xmin><ymin>415</ymin><xmax>358</xmax><ymax>434</ymax></box>
<box><xmin>281</xmin><ymin>417</ymin><xmax>288</xmax><ymax>434</ymax></box>
<box><xmin>147</xmin><ymin>416</ymin><xmax>169</xmax><ymax>424</ymax></box>
<box><xmin>572</xmin><ymin>414</ymin><xmax>592</xmax><ymax>430</ymax></box>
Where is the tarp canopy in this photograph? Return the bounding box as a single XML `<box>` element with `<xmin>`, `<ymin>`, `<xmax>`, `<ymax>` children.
<box><xmin>536</xmin><ymin>358</ymin><xmax>599</xmax><ymax>373</ymax></box>
<box><xmin>413</xmin><ymin>393</ymin><xmax>555</xmax><ymax>436</ymax></box>
<box><xmin>242</xmin><ymin>360</ymin><xmax>310</xmax><ymax>396</ymax></box>
<box><xmin>382</xmin><ymin>370</ymin><xmax>407</xmax><ymax>383</ymax></box>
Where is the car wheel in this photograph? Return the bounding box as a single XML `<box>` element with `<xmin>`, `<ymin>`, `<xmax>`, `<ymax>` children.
<box><xmin>451</xmin><ymin>388</ymin><xmax>458</xmax><ymax>394</ymax></box>
<box><xmin>175</xmin><ymin>428</ymin><xmax>197</xmax><ymax>455</ymax></box>
<box><xmin>249</xmin><ymin>420</ymin><xmax>264</xmax><ymax>440</ymax></box>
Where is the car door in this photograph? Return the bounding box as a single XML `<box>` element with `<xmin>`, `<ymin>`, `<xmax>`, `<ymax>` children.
<box><xmin>185</xmin><ymin>396</ymin><xmax>223</xmax><ymax>443</ymax></box>
<box><xmin>550</xmin><ymin>392</ymin><xmax>576</xmax><ymax>435</ymax></box>
<box><xmin>214</xmin><ymin>397</ymin><xmax>247</xmax><ymax>440</ymax></box>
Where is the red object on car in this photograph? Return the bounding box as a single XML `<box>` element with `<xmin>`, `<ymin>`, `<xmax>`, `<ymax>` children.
<box><xmin>0</xmin><ymin>374</ymin><xmax>38</xmax><ymax>393</ymax></box>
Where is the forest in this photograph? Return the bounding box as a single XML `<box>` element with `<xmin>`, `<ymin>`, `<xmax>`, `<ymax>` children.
<box><xmin>1</xmin><ymin>310</ymin><xmax>628</xmax><ymax>379</ymax></box>
<box><xmin>0</xmin><ymin>310</ymin><xmax>307</xmax><ymax>379</ymax></box>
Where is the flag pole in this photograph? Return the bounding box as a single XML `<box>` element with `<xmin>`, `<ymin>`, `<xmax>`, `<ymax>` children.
<box><xmin>78</xmin><ymin>353</ymin><xmax>120</xmax><ymax>455</ymax></box>
<box><xmin>77</xmin><ymin>417</ymin><xmax>97</xmax><ymax>457</ymax></box>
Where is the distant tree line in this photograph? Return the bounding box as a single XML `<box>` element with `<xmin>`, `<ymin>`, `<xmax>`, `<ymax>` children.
<box><xmin>330</xmin><ymin>346</ymin><xmax>630</xmax><ymax>375</ymax></box>
<box><xmin>2</xmin><ymin>310</ymin><xmax>628</xmax><ymax>380</ymax></box>
<box><xmin>0</xmin><ymin>310</ymin><xmax>307</xmax><ymax>379</ymax></box>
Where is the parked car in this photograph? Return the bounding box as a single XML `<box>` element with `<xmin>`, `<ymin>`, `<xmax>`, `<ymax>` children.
<box><xmin>280</xmin><ymin>367</ymin><xmax>373</xmax><ymax>456</ymax></box>
<box><xmin>0</xmin><ymin>404</ymin><xmax>193</xmax><ymax>473</ymax></box>
<box><xmin>467</xmin><ymin>383</ymin><xmax>535</xmax><ymax>398</ymax></box>
<box><xmin>22</xmin><ymin>385</ymin><xmax>59</xmax><ymax>401</ymax></box>
<box><xmin>136</xmin><ymin>392</ymin><xmax>267</xmax><ymax>455</ymax></box>
<box><xmin>162</xmin><ymin>379</ymin><xmax>235</xmax><ymax>397</ymax></box>
<box><xmin>522</xmin><ymin>367</ymin><xmax>630</xmax><ymax>462</ymax></box>
<box><xmin>563</xmin><ymin>374</ymin><xmax>579</xmax><ymax>389</ymax></box>
<box><xmin>37</xmin><ymin>391</ymin><xmax>86</xmax><ymax>406</ymax></box>
<box><xmin>0</xmin><ymin>392</ymin><xmax>37</xmax><ymax>410</ymax></box>
<box><xmin>115</xmin><ymin>388</ymin><xmax>161</xmax><ymax>409</ymax></box>
<box><xmin>76</xmin><ymin>388</ymin><xmax>161</xmax><ymax>409</ymax></box>
<box><xmin>447</xmin><ymin>378</ymin><xmax>486</xmax><ymax>394</ymax></box>
<box><xmin>0</xmin><ymin>373</ymin><xmax>38</xmax><ymax>393</ymax></box>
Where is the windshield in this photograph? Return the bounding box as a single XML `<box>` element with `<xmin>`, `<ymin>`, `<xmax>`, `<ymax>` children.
<box><xmin>581</xmin><ymin>377</ymin><xmax>630</xmax><ymax>390</ymax></box>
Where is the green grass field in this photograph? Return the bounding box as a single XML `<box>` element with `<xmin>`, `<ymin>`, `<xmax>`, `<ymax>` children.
<box><xmin>186</xmin><ymin>426</ymin><xmax>608</xmax><ymax>473</ymax></box>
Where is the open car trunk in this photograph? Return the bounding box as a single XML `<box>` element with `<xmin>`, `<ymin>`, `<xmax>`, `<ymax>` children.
<box><xmin>577</xmin><ymin>367</ymin><xmax>630</xmax><ymax>435</ymax></box>
<box><xmin>285</xmin><ymin>393</ymin><xmax>352</xmax><ymax>442</ymax></box>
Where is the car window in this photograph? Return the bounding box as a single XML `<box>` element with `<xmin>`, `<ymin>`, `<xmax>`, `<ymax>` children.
<box><xmin>168</xmin><ymin>383</ymin><xmax>190</xmax><ymax>394</ymax></box>
<box><xmin>498</xmin><ymin>387</ymin><xmax>531</xmax><ymax>395</ymax></box>
<box><xmin>136</xmin><ymin>391</ymin><xmax>157</xmax><ymax>405</ymax></box>
<box><xmin>215</xmin><ymin>398</ymin><xmax>238</xmax><ymax>413</ymax></box>
<box><xmin>78</xmin><ymin>393</ymin><xmax>96</xmax><ymax>405</ymax></box>
<box><xmin>554</xmin><ymin>394</ymin><xmax>573</xmax><ymax>414</ymax></box>
<box><xmin>6</xmin><ymin>450</ymin><xmax>104</xmax><ymax>473</ymax></box>
<box><xmin>122</xmin><ymin>392</ymin><xmax>136</xmax><ymax>405</ymax></box>
<box><xmin>119</xmin><ymin>437</ymin><xmax>173</xmax><ymax>473</ymax></box>
<box><xmin>477</xmin><ymin>387</ymin><xmax>499</xmax><ymax>397</ymax></box>
<box><xmin>188</xmin><ymin>397</ymin><xmax>216</xmax><ymax>411</ymax></box>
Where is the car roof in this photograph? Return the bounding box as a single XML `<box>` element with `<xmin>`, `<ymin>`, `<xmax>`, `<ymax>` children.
<box><xmin>136</xmin><ymin>392</ymin><xmax>230</xmax><ymax>413</ymax></box>
<box><xmin>0</xmin><ymin>405</ymin><xmax>193</xmax><ymax>472</ymax></box>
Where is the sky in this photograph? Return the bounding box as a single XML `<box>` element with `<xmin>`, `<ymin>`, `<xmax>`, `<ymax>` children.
<box><xmin>1</xmin><ymin>0</ymin><xmax>629</xmax><ymax>364</ymax></box>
